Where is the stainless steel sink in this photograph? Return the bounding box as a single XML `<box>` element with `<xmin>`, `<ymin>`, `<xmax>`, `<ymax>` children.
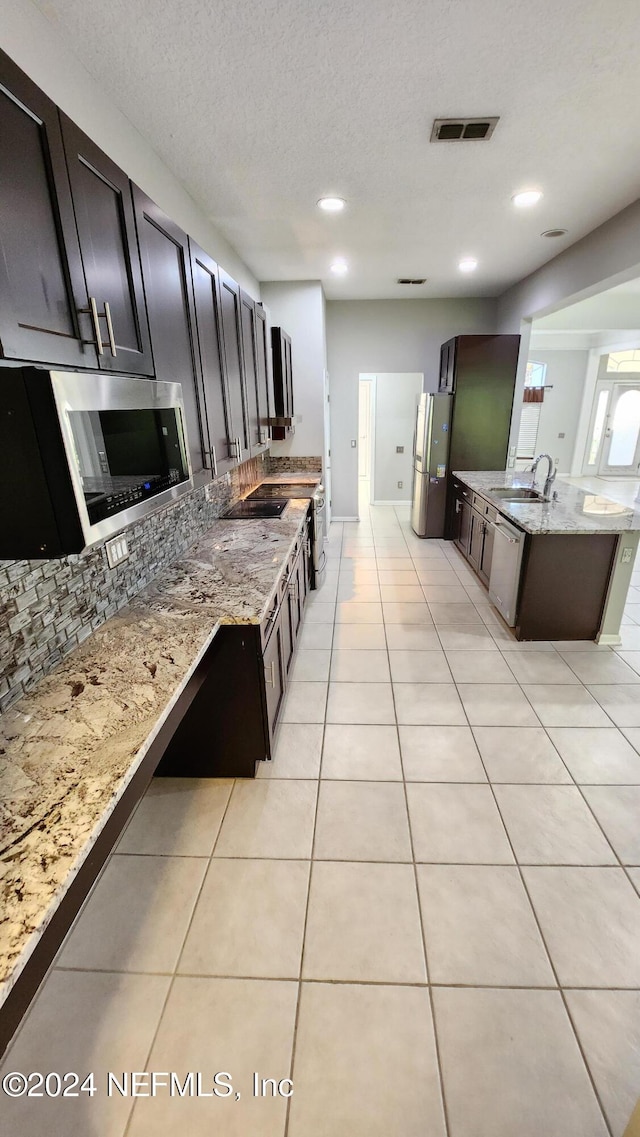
<box><xmin>489</xmin><ymin>487</ymin><xmax>545</xmax><ymax>502</ymax></box>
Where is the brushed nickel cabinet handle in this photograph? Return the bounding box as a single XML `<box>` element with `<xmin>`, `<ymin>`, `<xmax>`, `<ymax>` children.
<box><xmin>79</xmin><ymin>297</ymin><xmax>104</xmax><ymax>355</ymax></box>
<box><xmin>265</xmin><ymin>660</ymin><xmax>276</xmax><ymax>688</ymax></box>
<box><xmin>103</xmin><ymin>301</ymin><xmax>117</xmax><ymax>356</ymax></box>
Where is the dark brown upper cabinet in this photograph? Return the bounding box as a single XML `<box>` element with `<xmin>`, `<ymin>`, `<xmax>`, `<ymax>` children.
<box><xmin>240</xmin><ymin>289</ymin><xmax>269</xmax><ymax>456</ymax></box>
<box><xmin>189</xmin><ymin>240</ymin><xmax>234</xmax><ymax>475</ymax></box>
<box><xmin>270</xmin><ymin>326</ymin><xmax>294</xmax><ymax>440</ymax></box>
<box><xmin>218</xmin><ymin>268</ymin><xmax>250</xmax><ymax>462</ymax></box>
<box><xmin>132</xmin><ymin>186</ymin><xmax>206</xmax><ymax>474</ymax></box>
<box><xmin>255</xmin><ymin>304</ymin><xmax>273</xmax><ymax>449</ymax></box>
<box><xmin>60</xmin><ymin>113</ymin><xmax>153</xmax><ymax>376</ymax></box>
<box><xmin>0</xmin><ymin>50</ymin><xmax>97</xmax><ymax>368</ymax></box>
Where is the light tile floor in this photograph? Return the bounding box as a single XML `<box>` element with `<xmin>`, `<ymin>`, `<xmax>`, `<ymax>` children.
<box><xmin>3</xmin><ymin>504</ymin><xmax>640</xmax><ymax>1137</ymax></box>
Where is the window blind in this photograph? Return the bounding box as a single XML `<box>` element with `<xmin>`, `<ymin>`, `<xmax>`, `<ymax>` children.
<box><xmin>517</xmin><ymin>404</ymin><xmax>541</xmax><ymax>460</ymax></box>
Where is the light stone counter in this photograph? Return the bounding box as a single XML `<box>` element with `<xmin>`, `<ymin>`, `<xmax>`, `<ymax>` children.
<box><xmin>0</xmin><ymin>500</ymin><xmax>309</xmax><ymax>1003</ymax></box>
<box><xmin>454</xmin><ymin>471</ymin><xmax>640</xmax><ymax>536</ymax></box>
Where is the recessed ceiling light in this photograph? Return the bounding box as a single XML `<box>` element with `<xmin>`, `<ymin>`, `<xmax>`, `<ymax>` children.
<box><xmin>330</xmin><ymin>258</ymin><xmax>348</xmax><ymax>275</ymax></box>
<box><xmin>317</xmin><ymin>196</ymin><xmax>346</xmax><ymax>212</ymax></box>
<box><xmin>512</xmin><ymin>189</ymin><xmax>543</xmax><ymax>208</ymax></box>
<box><xmin>541</xmin><ymin>228</ymin><xmax>568</xmax><ymax>238</ymax></box>
<box><xmin>458</xmin><ymin>257</ymin><xmax>478</xmax><ymax>273</ymax></box>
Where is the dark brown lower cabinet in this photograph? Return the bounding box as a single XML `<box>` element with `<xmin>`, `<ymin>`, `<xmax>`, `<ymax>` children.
<box><xmin>158</xmin><ymin>514</ymin><xmax>313</xmax><ymax>778</ymax></box>
<box><xmin>516</xmin><ymin>533</ymin><xmax>617</xmax><ymax>641</ymax></box>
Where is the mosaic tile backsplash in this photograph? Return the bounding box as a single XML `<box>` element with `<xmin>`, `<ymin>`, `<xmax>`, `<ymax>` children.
<box><xmin>0</xmin><ymin>455</ymin><xmax>268</xmax><ymax>712</ymax></box>
<box><xmin>266</xmin><ymin>455</ymin><xmax>322</xmax><ymax>474</ymax></box>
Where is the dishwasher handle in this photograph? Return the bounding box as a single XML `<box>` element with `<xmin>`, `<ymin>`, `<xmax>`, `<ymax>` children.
<box><xmin>485</xmin><ymin>517</ymin><xmax>523</xmax><ymax>543</ymax></box>
<box><xmin>485</xmin><ymin>519</ymin><xmax>521</xmax><ymax>544</ymax></box>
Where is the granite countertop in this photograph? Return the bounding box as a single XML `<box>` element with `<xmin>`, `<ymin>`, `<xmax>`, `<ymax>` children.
<box><xmin>0</xmin><ymin>499</ymin><xmax>309</xmax><ymax>1001</ymax></box>
<box><xmin>454</xmin><ymin>471</ymin><xmax>640</xmax><ymax>536</ymax></box>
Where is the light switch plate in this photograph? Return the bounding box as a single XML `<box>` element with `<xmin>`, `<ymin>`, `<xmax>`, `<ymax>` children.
<box><xmin>351</xmin><ymin>439</ymin><xmax>357</xmax><ymax>448</ymax></box>
<box><xmin>106</xmin><ymin>534</ymin><xmax>130</xmax><ymax>568</ymax></box>
<box><xmin>622</xmin><ymin>547</ymin><xmax>633</xmax><ymax>564</ymax></box>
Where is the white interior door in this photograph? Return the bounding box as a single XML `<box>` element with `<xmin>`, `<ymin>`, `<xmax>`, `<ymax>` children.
<box><xmin>599</xmin><ymin>383</ymin><xmax>640</xmax><ymax>475</ymax></box>
<box><xmin>358</xmin><ymin>380</ymin><xmax>371</xmax><ymax>479</ymax></box>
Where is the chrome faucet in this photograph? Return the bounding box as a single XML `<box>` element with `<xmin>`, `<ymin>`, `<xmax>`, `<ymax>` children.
<box><xmin>531</xmin><ymin>453</ymin><xmax>557</xmax><ymax>500</ymax></box>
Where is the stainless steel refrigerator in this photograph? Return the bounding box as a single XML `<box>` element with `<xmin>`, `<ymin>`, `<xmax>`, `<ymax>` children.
<box><xmin>410</xmin><ymin>392</ymin><xmax>453</xmax><ymax>537</ymax></box>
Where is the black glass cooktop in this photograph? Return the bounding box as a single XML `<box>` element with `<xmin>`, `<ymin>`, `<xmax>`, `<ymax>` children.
<box><xmin>224</xmin><ymin>498</ymin><xmax>289</xmax><ymax>519</ymax></box>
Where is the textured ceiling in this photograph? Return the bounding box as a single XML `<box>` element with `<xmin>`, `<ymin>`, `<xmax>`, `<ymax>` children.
<box><xmin>33</xmin><ymin>0</ymin><xmax>640</xmax><ymax>298</ymax></box>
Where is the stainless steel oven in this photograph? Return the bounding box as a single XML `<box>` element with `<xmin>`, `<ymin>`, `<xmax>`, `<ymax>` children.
<box><xmin>0</xmin><ymin>368</ymin><xmax>193</xmax><ymax>558</ymax></box>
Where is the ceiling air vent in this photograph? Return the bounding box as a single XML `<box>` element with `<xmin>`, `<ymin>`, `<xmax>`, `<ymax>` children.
<box><xmin>397</xmin><ymin>278</ymin><xmax>427</xmax><ymax>285</ymax></box>
<box><xmin>430</xmin><ymin>117</ymin><xmax>499</xmax><ymax>142</ymax></box>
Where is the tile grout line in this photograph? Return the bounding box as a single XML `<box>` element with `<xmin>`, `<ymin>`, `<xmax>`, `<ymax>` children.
<box><xmin>121</xmin><ymin>777</ymin><xmax>239</xmax><ymax>1137</ymax></box>
<box><xmin>390</xmin><ymin>522</ymin><xmax>616</xmax><ymax>1135</ymax></box>
<box><xmin>453</xmin><ymin>679</ymin><xmax>616</xmax><ymax>1137</ymax></box>
<box><xmin>282</xmin><ymin>515</ymin><xmax>339</xmax><ymax>1137</ymax></box>
<box><xmin>381</xmin><ymin>534</ymin><xmax>453</xmax><ymax>1137</ymax></box>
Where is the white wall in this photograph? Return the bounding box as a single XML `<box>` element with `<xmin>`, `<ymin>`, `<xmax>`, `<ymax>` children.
<box><xmin>0</xmin><ymin>0</ymin><xmax>259</xmax><ymax>296</ymax></box>
<box><xmin>372</xmin><ymin>374</ymin><xmax>423</xmax><ymax>501</ymax></box>
<box><xmin>527</xmin><ymin>350</ymin><xmax>590</xmax><ymax>473</ymax></box>
<box><xmin>497</xmin><ymin>198</ymin><xmax>640</xmax><ymax>457</ymax></box>
<box><xmin>326</xmin><ymin>298</ymin><xmax>497</xmax><ymax>517</ymax></box>
<box><xmin>260</xmin><ymin>281</ymin><xmax>326</xmax><ymax>459</ymax></box>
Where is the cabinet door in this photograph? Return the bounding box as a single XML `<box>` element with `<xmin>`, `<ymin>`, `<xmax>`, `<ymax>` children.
<box><xmin>455</xmin><ymin>495</ymin><xmax>472</xmax><ymax>554</ymax></box>
<box><xmin>0</xmin><ymin>51</ymin><xmax>96</xmax><ymax>367</ymax></box>
<box><xmin>468</xmin><ymin>508</ymin><xmax>484</xmax><ymax>571</ymax></box>
<box><xmin>255</xmin><ymin>304</ymin><xmax>273</xmax><ymax>445</ymax></box>
<box><xmin>189</xmin><ymin>241</ymin><xmax>234</xmax><ymax>474</ymax></box>
<box><xmin>271</xmin><ymin>326</ymin><xmax>294</xmax><ymax>441</ymax></box>
<box><xmin>282</xmin><ymin>579</ymin><xmax>295</xmax><ymax>674</ymax></box>
<box><xmin>60</xmin><ymin>114</ymin><xmax>153</xmax><ymax>375</ymax></box>
<box><xmin>284</xmin><ymin>331</ymin><xmax>294</xmax><ymax>417</ymax></box>
<box><xmin>289</xmin><ymin>550</ymin><xmax>303</xmax><ymax>641</ymax></box>
<box><xmin>239</xmin><ymin>289</ymin><xmax>265</xmax><ymax>455</ymax></box>
<box><xmin>479</xmin><ymin>518</ymin><xmax>494</xmax><ymax>586</ymax></box>
<box><xmin>218</xmin><ymin>268</ymin><xmax>249</xmax><ymax>462</ymax></box>
<box><xmin>263</xmin><ymin>616</ymin><xmax>285</xmax><ymax>739</ymax></box>
<box><xmin>133</xmin><ymin>187</ymin><xmax>206</xmax><ymax>473</ymax></box>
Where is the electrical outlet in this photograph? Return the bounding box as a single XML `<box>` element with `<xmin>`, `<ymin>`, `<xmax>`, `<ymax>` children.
<box><xmin>106</xmin><ymin>534</ymin><xmax>130</xmax><ymax>568</ymax></box>
<box><xmin>507</xmin><ymin>457</ymin><xmax>516</xmax><ymax>468</ymax></box>
<box><xmin>396</xmin><ymin>445</ymin><xmax>404</xmax><ymax>454</ymax></box>
<box><xmin>397</xmin><ymin>480</ymin><xmax>403</xmax><ymax>489</ymax></box>
<box><xmin>622</xmin><ymin>547</ymin><xmax>633</xmax><ymax>564</ymax></box>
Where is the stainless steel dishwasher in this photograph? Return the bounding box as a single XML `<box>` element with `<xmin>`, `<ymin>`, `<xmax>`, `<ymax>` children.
<box><xmin>488</xmin><ymin>515</ymin><xmax>525</xmax><ymax>627</ymax></box>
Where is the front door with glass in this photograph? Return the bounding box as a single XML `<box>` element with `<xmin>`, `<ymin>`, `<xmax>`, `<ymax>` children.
<box><xmin>599</xmin><ymin>383</ymin><xmax>640</xmax><ymax>475</ymax></box>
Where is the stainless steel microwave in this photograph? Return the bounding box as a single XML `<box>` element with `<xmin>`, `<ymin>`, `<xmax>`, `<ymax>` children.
<box><xmin>0</xmin><ymin>369</ymin><xmax>193</xmax><ymax>558</ymax></box>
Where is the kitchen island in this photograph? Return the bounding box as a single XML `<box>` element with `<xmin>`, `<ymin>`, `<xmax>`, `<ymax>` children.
<box><xmin>451</xmin><ymin>471</ymin><xmax>640</xmax><ymax>642</ymax></box>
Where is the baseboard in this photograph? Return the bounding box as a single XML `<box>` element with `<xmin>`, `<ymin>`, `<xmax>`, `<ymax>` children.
<box><xmin>597</xmin><ymin>632</ymin><xmax>623</xmax><ymax>645</ymax></box>
<box><xmin>371</xmin><ymin>499</ymin><xmax>411</xmax><ymax>506</ymax></box>
<box><xmin>331</xmin><ymin>515</ymin><xmax>359</xmax><ymax>522</ymax></box>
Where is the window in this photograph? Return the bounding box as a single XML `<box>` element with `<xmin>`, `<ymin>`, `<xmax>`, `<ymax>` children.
<box><xmin>525</xmin><ymin>360</ymin><xmax>547</xmax><ymax>388</ymax></box>
<box><xmin>605</xmin><ymin>350</ymin><xmax>640</xmax><ymax>373</ymax></box>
